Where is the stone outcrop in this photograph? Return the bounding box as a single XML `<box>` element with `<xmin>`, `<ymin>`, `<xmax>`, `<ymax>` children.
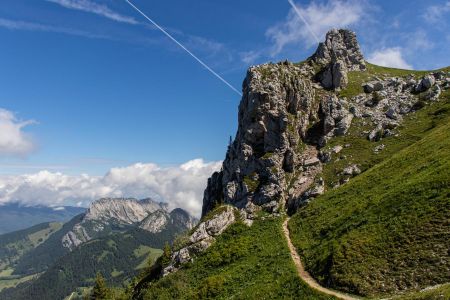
<box><xmin>163</xmin><ymin>206</ymin><xmax>236</xmax><ymax>276</ymax></box>
<box><xmin>202</xmin><ymin>29</ymin><xmax>369</xmax><ymax>219</ymax></box>
<box><xmin>201</xmin><ymin>29</ymin><xmax>449</xmax><ymax>220</ymax></box>
<box><xmin>311</xmin><ymin>29</ymin><xmax>366</xmax><ymax>90</ymax></box>
<box><xmin>202</xmin><ymin>61</ymin><xmax>320</xmax><ymax>219</ymax></box>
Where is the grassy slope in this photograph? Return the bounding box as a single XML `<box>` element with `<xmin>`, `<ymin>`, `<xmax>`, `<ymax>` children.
<box><xmin>288</xmin><ymin>108</ymin><xmax>450</xmax><ymax>297</ymax></box>
<box><xmin>339</xmin><ymin>63</ymin><xmax>449</xmax><ymax>99</ymax></box>
<box><xmin>321</xmin><ymin>88</ymin><xmax>450</xmax><ymax>188</ymax></box>
<box><xmin>395</xmin><ymin>283</ymin><xmax>450</xmax><ymax>300</ymax></box>
<box><xmin>138</xmin><ymin>218</ymin><xmax>335</xmax><ymax>300</ymax></box>
<box><xmin>0</xmin><ymin>222</ymin><xmax>62</xmax><ymax>272</ymax></box>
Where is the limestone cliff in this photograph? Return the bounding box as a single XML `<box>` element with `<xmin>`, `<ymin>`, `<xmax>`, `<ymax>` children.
<box><xmin>201</xmin><ymin>28</ymin><xmax>449</xmax><ymax>219</ymax></box>
<box><xmin>62</xmin><ymin>198</ymin><xmax>197</xmax><ymax>250</ymax></box>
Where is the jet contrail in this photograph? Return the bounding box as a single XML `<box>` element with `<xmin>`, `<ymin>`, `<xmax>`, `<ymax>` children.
<box><xmin>287</xmin><ymin>0</ymin><xmax>320</xmax><ymax>44</ymax></box>
<box><xmin>124</xmin><ymin>0</ymin><xmax>242</xmax><ymax>97</ymax></box>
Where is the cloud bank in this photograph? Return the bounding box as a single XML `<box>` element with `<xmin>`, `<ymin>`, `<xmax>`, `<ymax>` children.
<box><xmin>0</xmin><ymin>159</ymin><xmax>221</xmax><ymax>217</ymax></box>
<box><xmin>367</xmin><ymin>47</ymin><xmax>413</xmax><ymax>70</ymax></box>
<box><xmin>0</xmin><ymin>109</ymin><xmax>36</xmax><ymax>157</ymax></box>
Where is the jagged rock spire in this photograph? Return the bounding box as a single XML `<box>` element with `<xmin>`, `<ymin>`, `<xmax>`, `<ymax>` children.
<box><xmin>201</xmin><ymin>29</ymin><xmax>367</xmax><ymax>218</ymax></box>
<box><xmin>311</xmin><ymin>29</ymin><xmax>366</xmax><ymax>90</ymax></box>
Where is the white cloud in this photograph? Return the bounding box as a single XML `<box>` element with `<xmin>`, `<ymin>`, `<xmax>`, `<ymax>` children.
<box><xmin>240</xmin><ymin>50</ymin><xmax>262</xmax><ymax>65</ymax></box>
<box><xmin>0</xmin><ymin>109</ymin><xmax>36</xmax><ymax>157</ymax></box>
<box><xmin>0</xmin><ymin>159</ymin><xmax>221</xmax><ymax>217</ymax></box>
<box><xmin>0</xmin><ymin>18</ymin><xmax>110</xmax><ymax>39</ymax></box>
<box><xmin>423</xmin><ymin>1</ymin><xmax>450</xmax><ymax>24</ymax></box>
<box><xmin>46</xmin><ymin>0</ymin><xmax>138</xmax><ymax>24</ymax></box>
<box><xmin>266</xmin><ymin>0</ymin><xmax>367</xmax><ymax>55</ymax></box>
<box><xmin>367</xmin><ymin>47</ymin><xmax>413</xmax><ymax>70</ymax></box>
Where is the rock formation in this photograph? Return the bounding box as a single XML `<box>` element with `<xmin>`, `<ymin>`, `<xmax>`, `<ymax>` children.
<box><xmin>201</xmin><ymin>28</ymin><xmax>449</xmax><ymax>219</ymax></box>
<box><xmin>62</xmin><ymin>198</ymin><xmax>197</xmax><ymax>250</ymax></box>
<box><xmin>162</xmin><ymin>28</ymin><xmax>449</xmax><ymax>278</ymax></box>
<box><xmin>201</xmin><ymin>29</ymin><xmax>366</xmax><ymax>219</ymax></box>
<box><xmin>311</xmin><ymin>29</ymin><xmax>366</xmax><ymax>90</ymax></box>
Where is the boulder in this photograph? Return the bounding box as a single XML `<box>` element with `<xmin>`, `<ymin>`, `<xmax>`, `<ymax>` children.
<box><xmin>304</xmin><ymin>157</ymin><xmax>320</xmax><ymax>167</ymax></box>
<box><xmin>416</xmin><ymin>75</ymin><xmax>435</xmax><ymax>92</ymax></box>
<box><xmin>343</xmin><ymin>165</ymin><xmax>361</xmax><ymax>176</ymax></box>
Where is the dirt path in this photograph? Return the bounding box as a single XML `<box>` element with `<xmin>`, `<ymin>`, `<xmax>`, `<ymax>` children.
<box><xmin>282</xmin><ymin>218</ymin><xmax>359</xmax><ymax>300</ymax></box>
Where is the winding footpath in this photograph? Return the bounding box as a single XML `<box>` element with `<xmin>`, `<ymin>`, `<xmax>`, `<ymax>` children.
<box><xmin>282</xmin><ymin>218</ymin><xmax>359</xmax><ymax>300</ymax></box>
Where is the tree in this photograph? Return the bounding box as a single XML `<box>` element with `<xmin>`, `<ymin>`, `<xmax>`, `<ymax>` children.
<box><xmin>90</xmin><ymin>272</ymin><xmax>110</xmax><ymax>299</ymax></box>
<box><xmin>161</xmin><ymin>242</ymin><xmax>172</xmax><ymax>266</ymax></box>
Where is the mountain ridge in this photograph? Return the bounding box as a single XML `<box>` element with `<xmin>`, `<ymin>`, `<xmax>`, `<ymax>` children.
<box><xmin>0</xmin><ymin>203</ymin><xmax>85</xmax><ymax>235</ymax></box>
<box><xmin>136</xmin><ymin>28</ymin><xmax>450</xmax><ymax>299</ymax></box>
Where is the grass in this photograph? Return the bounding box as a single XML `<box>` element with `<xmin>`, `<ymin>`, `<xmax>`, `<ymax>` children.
<box><xmin>134</xmin><ymin>246</ymin><xmax>163</xmax><ymax>270</ymax></box>
<box><xmin>28</xmin><ymin>222</ymin><xmax>62</xmax><ymax>246</ymax></box>
<box><xmin>288</xmin><ymin>115</ymin><xmax>450</xmax><ymax>297</ymax></box>
<box><xmin>137</xmin><ymin>218</ymin><xmax>335</xmax><ymax>300</ymax></box>
<box><xmin>243</xmin><ymin>172</ymin><xmax>260</xmax><ymax>193</ymax></box>
<box><xmin>392</xmin><ymin>283</ymin><xmax>450</xmax><ymax>300</ymax></box>
<box><xmin>0</xmin><ymin>273</ymin><xmax>38</xmax><ymax>292</ymax></box>
<box><xmin>321</xmin><ymin>91</ymin><xmax>450</xmax><ymax>188</ymax></box>
<box><xmin>0</xmin><ymin>269</ymin><xmax>13</xmax><ymax>277</ymax></box>
<box><xmin>338</xmin><ymin>63</ymin><xmax>448</xmax><ymax>99</ymax></box>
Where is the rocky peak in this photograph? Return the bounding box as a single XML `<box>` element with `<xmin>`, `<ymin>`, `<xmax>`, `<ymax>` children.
<box><xmin>201</xmin><ymin>28</ymin><xmax>448</xmax><ymax>220</ymax></box>
<box><xmin>202</xmin><ymin>62</ymin><xmax>321</xmax><ymax>218</ymax></box>
<box><xmin>85</xmin><ymin>197</ymin><xmax>165</xmax><ymax>224</ymax></box>
<box><xmin>311</xmin><ymin>29</ymin><xmax>366</xmax><ymax>90</ymax></box>
<box><xmin>62</xmin><ymin>198</ymin><xmax>197</xmax><ymax>250</ymax></box>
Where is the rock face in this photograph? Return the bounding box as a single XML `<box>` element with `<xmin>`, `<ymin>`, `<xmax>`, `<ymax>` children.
<box><xmin>201</xmin><ymin>28</ymin><xmax>449</xmax><ymax>219</ymax></box>
<box><xmin>311</xmin><ymin>29</ymin><xmax>366</xmax><ymax>90</ymax></box>
<box><xmin>163</xmin><ymin>206</ymin><xmax>236</xmax><ymax>276</ymax></box>
<box><xmin>85</xmin><ymin>198</ymin><xmax>163</xmax><ymax>224</ymax></box>
<box><xmin>202</xmin><ymin>61</ymin><xmax>320</xmax><ymax>219</ymax></box>
<box><xmin>201</xmin><ymin>29</ymin><xmax>366</xmax><ymax>219</ymax></box>
<box><xmin>162</xmin><ymin>29</ymin><xmax>449</xmax><ymax>279</ymax></box>
<box><xmin>62</xmin><ymin>198</ymin><xmax>197</xmax><ymax>250</ymax></box>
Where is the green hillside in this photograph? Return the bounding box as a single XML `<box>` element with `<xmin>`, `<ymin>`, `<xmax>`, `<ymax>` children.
<box><xmin>0</xmin><ymin>222</ymin><xmax>62</xmax><ymax>272</ymax></box>
<box><xmin>321</xmin><ymin>65</ymin><xmax>450</xmax><ymax>189</ymax></box>
<box><xmin>11</xmin><ymin>214</ymin><xmax>85</xmax><ymax>276</ymax></box>
<box><xmin>135</xmin><ymin>217</ymin><xmax>334</xmax><ymax>300</ymax></box>
<box><xmin>288</xmin><ymin>100</ymin><xmax>450</xmax><ymax>296</ymax></box>
<box><xmin>0</xmin><ymin>227</ymin><xmax>168</xmax><ymax>300</ymax></box>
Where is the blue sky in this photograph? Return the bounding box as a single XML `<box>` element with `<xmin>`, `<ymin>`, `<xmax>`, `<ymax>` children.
<box><xmin>0</xmin><ymin>0</ymin><xmax>449</xmax><ymax>214</ymax></box>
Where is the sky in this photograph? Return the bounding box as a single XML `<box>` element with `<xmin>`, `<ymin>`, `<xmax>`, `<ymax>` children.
<box><xmin>0</xmin><ymin>0</ymin><xmax>449</xmax><ymax>216</ymax></box>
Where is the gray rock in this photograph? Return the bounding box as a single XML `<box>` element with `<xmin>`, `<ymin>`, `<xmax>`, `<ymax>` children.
<box><xmin>343</xmin><ymin>165</ymin><xmax>361</xmax><ymax>176</ymax></box>
<box><xmin>363</xmin><ymin>81</ymin><xmax>384</xmax><ymax>93</ymax></box>
<box><xmin>205</xmin><ymin>207</ymin><xmax>236</xmax><ymax>236</ymax></box>
<box><xmin>421</xmin><ymin>75</ymin><xmax>435</xmax><ymax>90</ymax></box>
<box><xmin>319</xmin><ymin>151</ymin><xmax>331</xmax><ymax>163</ymax></box>
<box><xmin>416</xmin><ymin>75</ymin><xmax>435</xmax><ymax>92</ymax></box>
<box><xmin>332</xmin><ymin>145</ymin><xmax>343</xmax><ymax>153</ymax></box>
<box><xmin>304</xmin><ymin>157</ymin><xmax>320</xmax><ymax>167</ymax></box>
<box><xmin>373</xmin><ymin>81</ymin><xmax>384</xmax><ymax>91</ymax></box>
<box><xmin>385</xmin><ymin>108</ymin><xmax>398</xmax><ymax>120</ymax></box>
<box><xmin>320</xmin><ymin>60</ymin><xmax>348</xmax><ymax>90</ymax></box>
<box><xmin>311</xmin><ymin>29</ymin><xmax>366</xmax><ymax>72</ymax></box>
<box><xmin>368</xmin><ymin>127</ymin><xmax>383</xmax><ymax>141</ymax></box>
<box><xmin>321</xmin><ymin>95</ymin><xmax>353</xmax><ymax>137</ymax></box>
<box><xmin>363</xmin><ymin>83</ymin><xmax>374</xmax><ymax>93</ymax></box>
<box><xmin>374</xmin><ymin>144</ymin><xmax>385</xmax><ymax>153</ymax></box>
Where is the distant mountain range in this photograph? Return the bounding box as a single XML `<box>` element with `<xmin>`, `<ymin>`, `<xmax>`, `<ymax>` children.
<box><xmin>0</xmin><ymin>203</ymin><xmax>85</xmax><ymax>234</ymax></box>
<box><xmin>0</xmin><ymin>198</ymin><xmax>197</xmax><ymax>300</ymax></box>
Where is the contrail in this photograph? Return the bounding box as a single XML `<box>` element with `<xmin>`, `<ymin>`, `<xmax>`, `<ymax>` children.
<box><xmin>287</xmin><ymin>0</ymin><xmax>320</xmax><ymax>44</ymax></box>
<box><xmin>124</xmin><ymin>0</ymin><xmax>242</xmax><ymax>97</ymax></box>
